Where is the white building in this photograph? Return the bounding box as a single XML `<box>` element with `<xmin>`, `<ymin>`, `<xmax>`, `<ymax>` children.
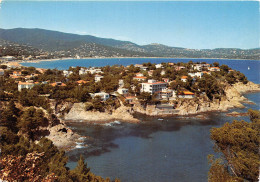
<box><xmin>188</xmin><ymin>72</ymin><xmax>204</xmax><ymax>78</ymax></box>
<box><xmin>160</xmin><ymin>70</ymin><xmax>166</xmax><ymax>76</ymax></box>
<box><xmin>141</xmin><ymin>79</ymin><xmax>168</xmax><ymax>94</ymax></box>
<box><xmin>63</xmin><ymin>70</ymin><xmax>73</xmax><ymax>77</ymax></box>
<box><xmin>95</xmin><ymin>75</ymin><xmax>104</xmax><ymax>82</ymax></box>
<box><xmin>79</xmin><ymin>67</ymin><xmax>103</xmax><ymax>75</ymax></box>
<box><xmin>90</xmin><ymin>92</ymin><xmax>110</xmax><ymax>101</ymax></box>
<box><xmin>117</xmin><ymin>88</ymin><xmax>129</xmax><ymax>95</ymax></box>
<box><xmin>209</xmin><ymin>67</ymin><xmax>220</xmax><ymax>72</ymax></box>
<box><xmin>158</xmin><ymin>88</ymin><xmax>176</xmax><ymax>100</ymax></box>
<box><xmin>18</xmin><ymin>81</ymin><xmax>35</xmax><ymax>91</ymax></box>
<box><xmin>194</xmin><ymin>64</ymin><xmax>202</xmax><ymax>71</ymax></box>
<box><xmin>155</xmin><ymin>64</ymin><xmax>163</xmax><ymax>69</ymax></box>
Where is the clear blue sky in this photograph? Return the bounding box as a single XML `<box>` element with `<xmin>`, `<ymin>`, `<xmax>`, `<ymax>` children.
<box><xmin>0</xmin><ymin>1</ymin><xmax>259</xmax><ymax>49</ymax></box>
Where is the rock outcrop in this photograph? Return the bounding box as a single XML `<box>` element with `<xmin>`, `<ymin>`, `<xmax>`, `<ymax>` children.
<box><xmin>134</xmin><ymin>81</ymin><xmax>260</xmax><ymax>116</ymax></box>
<box><xmin>45</xmin><ymin>123</ymin><xmax>81</xmax><ymax>150</ymax></box>
<box><xmin>64</xmin><ymin>102</ymin><xmax>139</xmax><ymax>123</ymax></box>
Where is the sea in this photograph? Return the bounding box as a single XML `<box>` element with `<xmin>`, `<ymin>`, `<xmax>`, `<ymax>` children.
<box><xmin>22</xmin><ymin>58</ymin><xmax>260</xmax><ymax>182</ymax></box>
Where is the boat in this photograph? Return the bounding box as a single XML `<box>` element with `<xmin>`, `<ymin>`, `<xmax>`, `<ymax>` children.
<box><xmin>248</xmin><ymin>66</ymin><xmax>250</xmax><ymax>70</ymax></box>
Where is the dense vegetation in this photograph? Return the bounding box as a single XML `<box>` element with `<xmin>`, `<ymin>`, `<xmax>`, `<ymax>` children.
<box><xmin>208</xmin><ymin>109</ymin><xmax>260</xmax><ymax>182</ymax></box>
<box><xmin>0</xmin><ymin>101</ymin><xmax>120</xmax><ymax>182</ymax></box>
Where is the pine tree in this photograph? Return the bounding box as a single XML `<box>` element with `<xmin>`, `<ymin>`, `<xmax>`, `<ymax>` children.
<box><xmin>71</xmin><ymin>155</ymin><xmax>91</xmax><ymax>182</ymax></box>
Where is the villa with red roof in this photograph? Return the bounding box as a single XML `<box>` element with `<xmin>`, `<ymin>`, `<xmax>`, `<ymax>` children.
<box><xmin>178</xmin><ymin>91</ymin><xmax>195</xmax><ymax>99</ymax></box>
<box><xmin>133</xmin><ymin>76</ymin><xmax>147</xmax><ymax>81</ymax></box>
<box><xmin>181</xmin><ymin>76</ymin><xmax>188</xmax><ymax>82</ymax></box>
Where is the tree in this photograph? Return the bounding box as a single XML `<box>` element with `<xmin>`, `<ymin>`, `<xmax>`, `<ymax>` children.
<box><xmin>208</xmin><ymin>109</ymin><xmax>260</xmax><ymax>181</ymax></box>
<box><xmin>220</xmin><ymin>64</ymin><xmax>229</xmax><ymax>73</ymax></box>
<box><xmin>213</xmin><ymin>62</ymin><xmax>219</xmax><ymax>67</ymax></box>
<box><xmin>0</xmin><ymin>100</ymin><xmax>20</xmax><ymax>132</ymax></box>
<box><xmin>70</xmin><ymin>155</ymin><xmax>91</xmax><ymax>182</ymax></box>
<box><xmin>17</xmin><ymin>107</ymin><xmax>48</xmax><ymax>139</ymax></box>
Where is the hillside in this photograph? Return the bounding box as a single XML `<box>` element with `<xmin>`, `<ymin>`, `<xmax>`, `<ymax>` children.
<box><xmin>0</xmin><ymin>28</ymin><xmax>259</xmax><ymax>59</ymax></box>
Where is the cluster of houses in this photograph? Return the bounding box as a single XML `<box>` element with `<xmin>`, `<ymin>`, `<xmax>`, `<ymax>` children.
<box><xmin>1</xmin><ymin>62</ymin><xmax>224</xmax><ymax>104</ymax></box>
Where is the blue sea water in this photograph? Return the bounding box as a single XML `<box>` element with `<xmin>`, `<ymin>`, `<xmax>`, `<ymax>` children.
<box><xmin>22</xmin><ymin>58</ymin><xmax>260</xmax><ymax>182</ymax></box>
<box><xmin>21</xmin><ymin>58</ymin><xmax>259</xmax><ymax>83</ymax></box>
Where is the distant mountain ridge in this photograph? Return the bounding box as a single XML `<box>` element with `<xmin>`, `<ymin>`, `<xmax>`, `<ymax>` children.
<box><xmin>0</xmin><ymin>28</ymin><xmax>259</xmax><ymax>59</ymax></box>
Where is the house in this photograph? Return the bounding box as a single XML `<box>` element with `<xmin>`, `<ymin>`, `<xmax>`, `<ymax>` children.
<box><xmin>0</xmin><ymin>69</ymin><xmax>4</xmax><ymax>76</ymax></box>
<box><xmin>18</xmin><ymin>81</ymin><xmax>35</xmax><ymax>91</ymax></box>
<box><xmin>178</xmin><ymin>91</ymin><xmax>195</xmax><ymax>99</ymax></box>
<box><xmin>140</xmin><ymin>66</ymin><xmax>148</xmax><ymax>71</ymax></box>
<box><xmin>155</xmin><ymin>64</ymin><xmax>163</xmax><ymax>69</ymax></box>
<box><xmin>90</xmin><ymin>92</ymin><xmax>110</xmax><ymax>101</ymax></box>
<box><xmin>95</xmin><ymin>74</ymin><xmax>103</xmax><ymax>82</ymax></box>
<box><xmin>194</xmin><ymin>64</ymin><xmax>202</xmax><ymax>71</ymax></box>
<box><xmin>13</xmin><ymin>71</ymin><xmax>22</xmax><ymax>76</ymax></box>
<box><xmin>157</xmin><ymin>88</ymin><xmax>176</xmax><ymax>100</ymax></box>
<box><xmin>133</xmin><ymin>76</ymin><xmax>147</xmax><ymax>82</ymax></box>
<box><xmin>135</xmin><ymin>73</ymin><xmax>144</xmax><ymax>77</ymax></box>
<box><xmin>181</xmin><ymin>76</ymin><xmax>188</xmax><ymax>82</ymax></box>
<box><xmin>117</xmin><ymin>88</ymin><xmax>129</xmax><ymax>95</ymax></box>
<box><xmin>77</xmin><ymin>80</ymin><xmax>88</xmax><ymax>85</ymax></box>
<box><xmin>63</xmin><ymin>70</ymin><xmax>73</xmax><ymax>77</ymax></box>
<box><xmin>141</xmin><ymin>79</ymin><xmax>168</xmax><ymax>94</ymax></box>
<box><xmin>188</xmin><ymin>72</ymin><xmax>203</xmax><ymax>78</ymax></box>
<box><xmin>175</xmin><ymin>66</ymin><xmax>185</xmax><ymax>71</ymax></box>
<box><xmin>194</xmin><ymin>63</ymin><xmax>210</xmax><ymax>71</ymax></box>
<box><xmin>125</xmin><ymin>96</ymin><xmax>136</xmax><ymax>104</ymax></box>
<box><xmin>209</xmin><ymin>67</ymin><xmax>220</xmax><ymax>72</ymax></box>
<box><xmin>50</xmin><ymin>82</ymin><xmax>67</xmax><ymax>87</ymax></box>
<box><xmin>80</xmin><ymin>67</ymin><xmax>103</xmax><ymax>75</ymax></box>
<box><xmin>160</xmin><ymin>70</ymin><xmax>165</xmax><ymax>76</ymax></box>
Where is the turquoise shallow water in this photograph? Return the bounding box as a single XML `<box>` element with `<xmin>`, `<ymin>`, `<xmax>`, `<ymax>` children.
<box><xmin>22</xmin><ymin>58</ymin><xmax>260</xmax><ymax>182</ymax></box>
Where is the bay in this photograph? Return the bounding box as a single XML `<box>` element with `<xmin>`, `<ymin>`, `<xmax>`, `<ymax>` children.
<box><xmin>22</xmin><ymin>58</ymin><xmax>260</xmax><ymax>181</ymax></box>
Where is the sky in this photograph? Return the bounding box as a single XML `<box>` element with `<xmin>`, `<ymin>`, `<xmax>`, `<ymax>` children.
<box><xmin>0</xmin><ymin>1</ymin><xmax>259</xmax><ymax>49</ymax></box>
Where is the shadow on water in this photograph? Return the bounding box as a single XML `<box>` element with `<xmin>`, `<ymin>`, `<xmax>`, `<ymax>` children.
<box><xmin>66</xmin><ymin>111</ymin><xmax>220</xmax><ymax>162</ymax></box>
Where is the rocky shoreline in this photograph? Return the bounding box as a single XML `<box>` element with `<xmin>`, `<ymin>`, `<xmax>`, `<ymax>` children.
<box><xmin>64</xmin><ymin>102</ymin><xmax>140</xmax><ymax>123</ymax></box>
<box><xmin>60</xmin><ymin>81</ymin><xmax>259</xmax><ymax>123</ymax></box>
<box><xmin>133</xmin><ymin>81</ymin><xmax>260</xmax><ymax>116</ymax></box>
<box><xmin>47</xmin><ymin>81</ymin><xmax>259</xmax><ymax>151</ymax></box>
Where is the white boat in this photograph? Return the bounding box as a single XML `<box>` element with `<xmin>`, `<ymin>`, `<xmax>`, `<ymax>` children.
<box><xmin>248</xmin><ymin>66</ymin><xmax>250</xmax><ymax>70</ymax></box>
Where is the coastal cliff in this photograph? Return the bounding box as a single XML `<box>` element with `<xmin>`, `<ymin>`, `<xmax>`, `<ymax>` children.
<box><xmin>133</xmin><ymin>81</ymin><xmax>260</xmax><ymax>116</ymax></box>
<box><xmin>56</xmin><ymin>81</ymin><xmax>259</xmax><ymax>123</ymax></box>
<box><xmin>64</xmin><ymin>102</ymin><xmax>139</xmax><ymax>123</ymax></box>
